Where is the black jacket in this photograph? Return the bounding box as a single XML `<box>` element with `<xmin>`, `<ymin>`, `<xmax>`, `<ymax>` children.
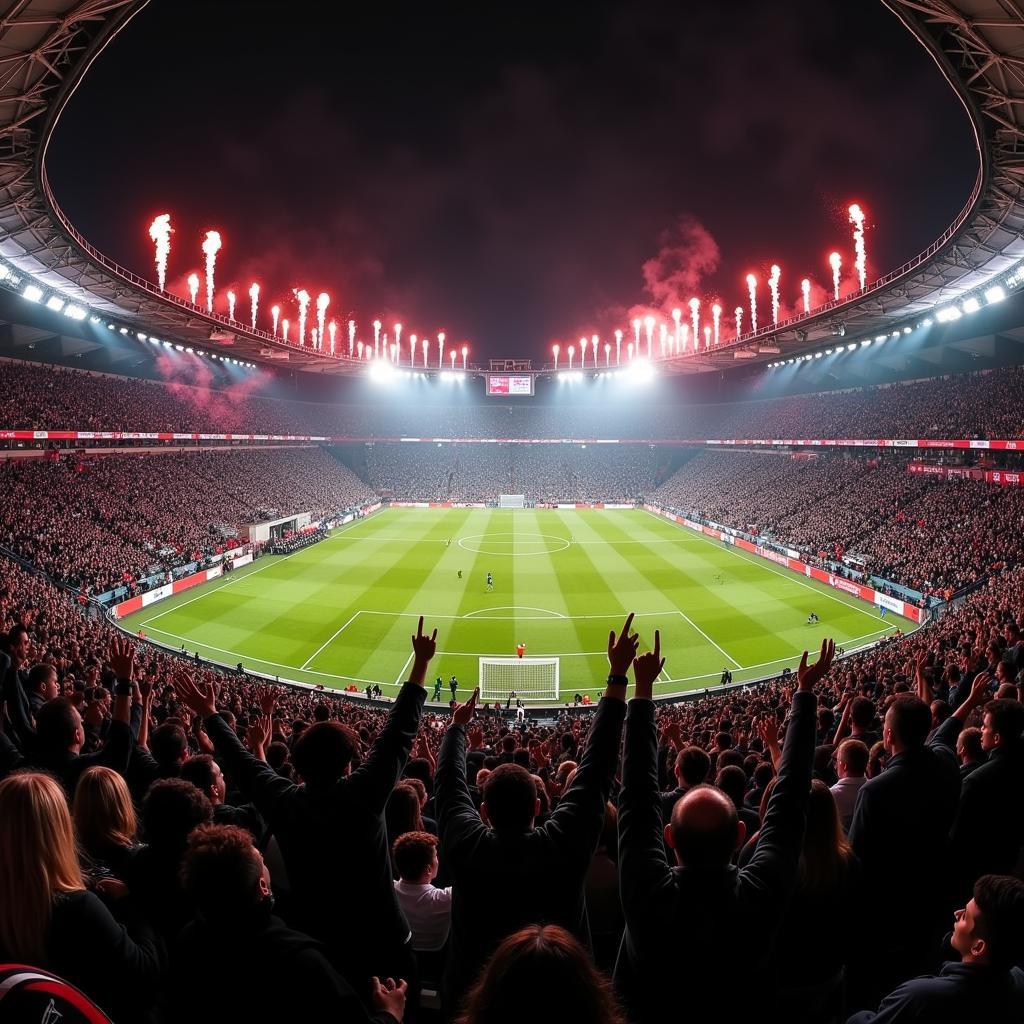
<box><xmin>615</xmin><ymin>690</ymin><xmax>816</xmax><ymax>1024</ymax></box>
<box><xmin>203</xmin><ymin>681</ymin><xmax>424</xmax><ymax>981</ymax></box>
<box><xmin>436</xmin><ymin>695</ymin><xmax>625</xmax><ymax>1000</ymax></box>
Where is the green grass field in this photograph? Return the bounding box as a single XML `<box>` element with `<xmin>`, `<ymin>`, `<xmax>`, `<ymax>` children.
<box><xmin>122</xmin><ymin>508</ymin><xmax>912</xmax><ymax>702</ymax></box>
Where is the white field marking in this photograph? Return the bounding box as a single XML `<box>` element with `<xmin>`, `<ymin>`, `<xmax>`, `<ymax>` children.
<box><xmin>139</xmin><ymin>625</ymin><xmax>381</xmax><ymax>685</ymax></box>
<box><xmin>354</xmin><ymin>609</ymin><xmax>677</xmax><ymax>622</ymax></box>
<box><xmin>139</xmin><ymin>514</ymin><xmax>378</xmax><ymax>627</ymax></box>
<box><xmin>457</xmin><ymin>532</ymin><xmax>570</xmax><ymax>557</ymax></box>
<box><xmin>660</xmin><ymin>623</ymin><xmax>900</xmax><ymax>684</ymax></box>
<box><xmin>640</xmin><ymin>508</ymin><xmax>891</xmax><ymax>626</ymax></box>
<box><xmin>300</xmin><ymin>611</ymin><xmax>362</xmax><ymax>670</ymax></box>
<box><xmin>462</xmin><ymin>606</ymin><xmax>567</xmax><ymax>619</ymax></box>
<box><xmin>393</xmin><ymin>651</ymin><xmax>415</xmax><ymax>685</ymax></box>
<box><xmin>676</xmin><ymin>610</ymin><xmax>742</xmax><ymax>668</ymax></box>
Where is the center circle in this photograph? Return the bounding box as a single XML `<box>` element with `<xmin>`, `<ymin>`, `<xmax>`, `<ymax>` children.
<box><xmin>457</xmin><ymin>532</ymin><xmax>570</xmax><ymax>556</ymax></box>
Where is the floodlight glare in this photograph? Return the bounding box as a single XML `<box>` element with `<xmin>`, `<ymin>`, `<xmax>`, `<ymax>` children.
<box><xmin>962</xmin><ymin>297</ymin><xmax>981</xmax><ymax>314</ymax></box>
<box><xmin>22</xmin><ymin>284</ymin><xmax>43</xmax><ymax>302</ymax></box>
<box><xmin>63</xmin><ymin>305</ymin><xmax>87</xmax><ymax>321</ymax></box>
<box><xmin>984</xmin><ymin>285</ymin><xmax>1006</xmax><ymax>304</ymax></box>
<box><xmin>45</xmin><ymin>296</ymin><xmax>65</xmax><ymax>312</ymax></box>
<box><xmin>936</xmin><ymin>306</ymin><xmax>961</xmax><ymax>322</ymax></box>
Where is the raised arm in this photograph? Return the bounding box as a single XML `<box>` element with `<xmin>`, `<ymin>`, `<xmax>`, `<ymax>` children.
<box><xmin>740</xmin><ymin>639</ymin><xmax>829</xmax><ymax>896</ymax></box>
<box><xmin>436</xmin><ymin>689</ymin><xmax>486</xmax><ymax>861</ymax></box>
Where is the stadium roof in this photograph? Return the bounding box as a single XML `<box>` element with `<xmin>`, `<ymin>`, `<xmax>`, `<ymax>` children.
<box><xmin>0</xmin><ymin>0</ymin><xmax>1022</xmax><ymax>375</ymax></box>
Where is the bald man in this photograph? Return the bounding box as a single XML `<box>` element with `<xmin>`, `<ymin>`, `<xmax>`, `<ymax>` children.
<box><xmin>614</xmin><ymin>639</ymin><xmax>833</xmax><ymax>1024</ymax></box>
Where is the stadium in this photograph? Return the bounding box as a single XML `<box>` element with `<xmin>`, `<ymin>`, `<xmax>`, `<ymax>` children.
<box><xmin>0</xmin><ymin>1</ymin><xmax>1023</xmax><ymax>1022</ymax></box>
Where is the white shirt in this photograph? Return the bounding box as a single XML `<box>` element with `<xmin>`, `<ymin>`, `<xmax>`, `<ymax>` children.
<box><xmin>394</xmin><ymin>880</ymin><xmax>452</xmax><ymax>952</ymax></box>
<box><xmin>830</xmin><ymin>775</ymin><xmax>867</xmax><ymax>833</ymax></box>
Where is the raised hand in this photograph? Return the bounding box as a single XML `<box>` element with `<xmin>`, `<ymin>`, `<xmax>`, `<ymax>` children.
<box><xmin>257</xmin><ymin>685</ymin><xmax>277</xmax><ymax>716</ymax></box>
<box><xmin>247</xmin><ymin>713</ymin><xmax>271</xmax><ymax>753</ymax></box>
<box><xmin>797</xmin><ymin>637</ymin><xmax>835</xmax><ymax>692</ymax></box>
<box><xmin>608</xmin><ymin>612</ymin><xmax>640</xmax><ymax>676</ymax></box>
<box><xmin>632</xmin><ymin>629</ymin><xmax>665</xmax><ymax>700</ymax></box>
<box><xmin>452</xmin><ymin>688</ymin><xmax>478</xmax><ymax>727</ymax></box>
<box><xmin>107</xmin><ymin>636</ymin><xmax>135</xmax><ymax>681</ymax></box>
<box><xmin>370</xmin><ymin>977</ymin><xmax>407</xmax><ymax>1022</ymax></box>
<box><xmin>756</xmin><ymin>715</ymin><xmax>779</xmax><ymax>748</ymax></box>
<box><xmin>969</xmin><ymin>671</ymin><xmax>993</xmax><ymax>706</ymax></box>
<box><xmin>172</xmin><ymin>669</ymin><xmax>217</xmax><ymax>718</ymax></box>
<box><xmin>408</xmin><ymin>616</ymin><xmax>438</xmax><ymax>687</ymax></box>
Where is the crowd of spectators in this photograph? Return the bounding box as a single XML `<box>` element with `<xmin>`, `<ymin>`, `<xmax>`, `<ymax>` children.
<box><xmin>2</xmin><ymin>540</ymin><xmax>1024</xmax><ymax>1022</ymax></box>
<box><xmin>653</xmin><ymin>452</ymin><xmax>1024</xmax><ymax>593</ymax></box>
<box><xmin>3</xmin><ymin>357</ymin><xmax>1024</xmax><ymax>442</ymax></box>
<box><xmin>0</xmin><ymin>448</ymin><xmax>374</xmax><ymax>595</ymax></box>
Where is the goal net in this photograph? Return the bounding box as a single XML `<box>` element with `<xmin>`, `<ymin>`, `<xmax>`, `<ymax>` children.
<box><xmin>479</xmin><ymin>657</ymin><xmax>559</xmax><ymax>702</ymax></box>
<box><xmin>499</xmin><ymin>494</ymin><xmax>525</xmax><ymax>509</ymax></box>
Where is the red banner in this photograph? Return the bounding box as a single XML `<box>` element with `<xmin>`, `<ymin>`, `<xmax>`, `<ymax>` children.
<box><xmin>908</xmin><ymin>463</ymin><xmax>1023</xmax><ymax>486</ymax></box>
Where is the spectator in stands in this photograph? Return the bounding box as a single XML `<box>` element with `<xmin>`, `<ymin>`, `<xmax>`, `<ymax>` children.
<box><xmin>457</xmin><ymin>924</ymin><xmax>624</xmax><ymax>1024</ymax></box>
<box><xmin>392</xmin><ymin>831</ymin><xmax>452</xmax><ymax>955</ymax></box>
<box><xmin>615</xmin><ymin>639</ymin><xmax>830</xmax><ymax>1024</ymax></box>
<box><xmin>830</xmin><ymin>739</ymin><xmax>869</xmax><ymax>833</ymax></box>
<box><xmin>72</xmin><ymin>765</ymin><xmax>139</xmax><ymax>883</ymax></box>
<box><xmin>168</xmin><ymin>822</ymin><xmax>407</xmax><ymax>1024</ymax></box>
<box><xmin>956</xmin><ymin>726</ymin><xmax>986</xmax><ymax>779</ymax></box>
<box><xmin>660</xmin><ymin>743</ymin><xmax>711</xmax><ymax>821</ymax></box>
<box><xmin>434</xmin><ymin>615</ymin><xmax>635</xmax><ymax>1004</ymax></box>
<box><xmin>0</xmin><ymin>772</ymin><xmax>162</xmax><ymax>1024</ymax></box>
<box><xmin>172</xmin><ymin>618</ymin><xmax>436</xmax><ymax>1001</ymax></box>
<box><xmin>848</xmin><ymin>875</ymin><xmax>1024</xmax><ymax>1024</ymax></box>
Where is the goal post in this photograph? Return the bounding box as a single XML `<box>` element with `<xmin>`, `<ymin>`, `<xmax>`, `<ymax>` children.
<box><xmin>479</xmin><ymin>657</ymin><xmax>559</xmax><ymax>702</ymax></box>
<box><xmin>499</xmin><ymin>494</ymin><xmax>525</xmax><ymax>509</ymax></box>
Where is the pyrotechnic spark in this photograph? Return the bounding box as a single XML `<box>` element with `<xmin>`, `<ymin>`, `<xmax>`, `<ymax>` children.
<box><xmin>829</xmin><ymin>252</ymin><xmax>842</xmax><ymax>300</ymax></box>
<box><xmin>801</xmin><ymin>278</ymin><xmax>811</xmax><ymax>313</ymax></box>
<box><xmin>712</xmin><ymin>303</ymin><xmax>722</xmax><ymax>346</ymax></box>
<box><xmin>348</xmin><ymin>320</ymin><xmax>356</xmax><ymax>357</ymax></box>
<box><xmin>272</xmin><ymin>304</ymin><xmax>280</xmax><ymax>337</ymax></box>
<box><xmin>357</xmin><ymin>339</ymin><xmax>363</xmax><ymax>359</ymax></box>
<box><xmin>328</xmin><ymin>320</ymin><xmax>337</xmax><ymax>355</ymax></box>
<box><xmin>450</xmin><ymin>350</ymin><xmax>456</xmax><ymax>369</ymax></box>
<box><xmin>689</xmin><ymin>298</ymin><xmax>700</xmax><ymax>352</ymax></box>
<box><xmin>316</xmin><ymin>293</ymin><xmax>330</xmax><ymax>347</ymax></box>
<box><xmin>294</xmin><ymin>289</ymin><xmax>311</xmax><ymax>346</ymax></box>
<box><xmin>421</xmin><ymin>337</ymin><xmax>427</xmax><ymax>366</ymax></box>
<box><xmin>768</xmin><ymin>265</ymin><xmax>781</xmax><ymax>325</ymax></box>
<box><xmin>680</xmin><ymin>324</ymin><xmax>689</xmax><ymax>352</ymax></box>
<box><xmin>382</xmin><ymin>333</ymin><xmax>389</xmax><ymax>360</ymax></box>
<box><xmin>553</xmin><ymin>343</ymin><xmax>560</xmax><ymax>370</ymax></box>
<box><xmin>579</xmin><ymin>337</ymin><xmax>587</xmax><ymax>369</ymax></box>
<box><xmin>148</xmin><ymin>214</ymin><xmax>172</xmax><ymax>291</ymax></box>
<box><xmin>201</xmin><ymin>231</ymin><xmax>221</xmax><ymax>312</ymax></box>
<box><xmin>410</xmin><ymin>334</ymin><xmax>417</xmax><ymax>365</ymax></box>
<box><xmin>746</xmin><ymin>274</ymin><xmax>758</xmax><ymax>333</ymax></box>
<box><xmin>591</xmin><ymin>335</ymin><xmax>598</xmax><ymax>370</ymax></box>
<box><xmin>659</xmin><ymin>323</ymin><xmax>667</xmax><ymax>358</ymax></box>
<box><xmin>569</xmin><ymin>344</ymin><xmax>575</xmax><ymax>369</ymax></box>
<box><xmin>849</xmin><ymin>204</ymin><xmax>867</xmax><ymax>290</ymax></box>
<box><xmin>614</xmin><ymin>329</ymin><xmax>622</xmax><ymax>365</ymax></box>
<box><xmin>672</xmin><ymin>308</ymin><xmax>681</xmax><ymax>355</ymax></box>
<box><xmin>394</xmin><ymin>324</ymin><xmax>403</xmax><ymax>360</ymax></box>
<box><xmin>734</xmin><ymin>306</ymin><xmax>743</xmax><ymax>339</ymax></box>
<box><xmin>438</xmin><ymin>332</ymin><xmax>446</xmax><ymax>370</ymax></box>
<box><xmin>227</xmin><ymin>291</ymin><xmax>236</xmax><ymax>321</ymax></box>
<box><xmin>632</xmin><ymin>318</ymin><xmax>641</xmax><ymax>353</ymax></box>
<box><xmin>703</xmin><ymin>325</ymin><xmax>711</xmax><ymax>350</ymax></box>
<box><xmin>604</xmin><ymin>342</ymin><xmax>610</xmax><ymax>366</ymax></box>
<box><xmin>643</xmin><ymin>315</ymin><xmax>654</xmax><ymax>360</ymax></box>
<box><xmin>373</xmin><ymin>319</ymin><xmax>382</xmax><ymax>360</ymax></box>
<box><xmin>311</xmin><ymin>328</ymin><xmax>318</xmax><ymax>350</ymax></box>
<box><xmin>283</xmin><ymin>319</ymin><xmax>291</xmax><ymax>343</ymax></box>
<box><xmin>461</xmin><ymin>344</ymin><xmax>468</xmax><ymax>370</ymax></box>
<box><xmin>187</xmin><ymin>273</ymin><xmax>200</xmax><ymax>305</ymax></box>
<box><xmin>249</xmin><ymin>283</ymin><xmax>259</xmax><ymax>329</ymax></box>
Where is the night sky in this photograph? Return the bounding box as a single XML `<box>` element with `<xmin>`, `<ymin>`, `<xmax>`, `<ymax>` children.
<box><xmin>47</xmin><ymin>0</ymin><xmax>977</xmax><ymax>362</ymax></box>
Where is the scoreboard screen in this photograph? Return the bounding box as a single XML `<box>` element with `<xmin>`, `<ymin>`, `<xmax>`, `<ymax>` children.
<box><xmin>486</xmin><ymin>374</ymin><xmax>534</xmax><ymax>397</ymax></box>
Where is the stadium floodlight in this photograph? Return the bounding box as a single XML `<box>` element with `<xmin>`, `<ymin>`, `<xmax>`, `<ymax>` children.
<box><xmin>89</xmin><ymin>315</ymin><xmax>100</xmax><ymax>323</ymax></box>
<box><xmin>163</xmin><ymin>341</ymin><xmax>172</xmax><ymax>348</ymax></box>
<box><xmin>119</xmin><ymin>327</ymin><xmax>128</xmax><ymax>335</ymax></box>
<box><xmin>936</xmin><ymin>306</ymin><xmax>961</xmax><ymax>322</ymax></box>
<box><xmin>861</xmin><ymin>339</ymin><xmax>871</xmax><ymax>347</ymax></box>
<box><xmin>0</xmin><ymin>265</ymin><xmax>10</xmax><ymax>281</ymax></box>
<box><xmin>814</xmin><ymin>352</ymin><xmax>823</xmax><ymax>358</ymax></box>
<box><xmin>903</xmin><ymin>326</ymin><xmax>912</xmax><ymax>334</ymax></box>
<box><xmin>962</xmin><ymin>297</ymin><xmax>981</xmax><ymax>314</ymax></box>
<box><xmin>186</xmin><ymin>347</ymin><xmax>194</xmax><ymax>354</ymax></box>
<box><xmin>984</xmin><ymin>285</ymin><xmax>1006</xmax><ymax>304</ymax></box>
<box><xmin>846</xmin><ymin>343</ymin><xmax>856</xmax><ymax>351</ymax></box>
<box><xmin>875</xmin><ymin>335</ymin><xmax>886</xmax><ymax>342</ymax></box>
<box><xmin>22</xmin><ymin>284</ymin><xmax>43</xmax><ymax>302</ymax></box>
<box><xmin>923</xmin><ymin>318</ymin><xmax>933</xmax><ymax>326</ymax></box>
<box><xmin>45</xmin><ymin>295</ymin><xmax>65</xmax><ymax>312</ymax></box>
<box><xmin>137</xmin><ymin>332</ymin><xmax>147</xmax><ymax>340</ymax></box>
<box><xmin>63</xmin><ymin>305</ymin><xmax>87</xmax><ymax>321</ymax></box>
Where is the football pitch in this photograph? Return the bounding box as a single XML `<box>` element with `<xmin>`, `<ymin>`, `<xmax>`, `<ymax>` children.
<box><xmin>123</xmin><ymin>507</ymin><xmax>912</xmax><ymax>701</ymax></box>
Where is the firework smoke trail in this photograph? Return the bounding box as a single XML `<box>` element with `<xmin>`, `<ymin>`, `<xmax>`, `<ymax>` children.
<box><xmin>672</xmin><ymin>308</ymin><xmax>681</xmax><ymax>355</ymax></box>
<box><xmin>450</xmin><ymin>350</ymin><xmax>457</xmax><ymax>369</ymax></box>
<box><xmin>849</xmin><ymin>204</ymin><xmax>867</xmax><ymax>290</ymax></box>
<box><xmin>188</xmin><ymin>273</ymin><xmax>200</xmax><ymax>305</ymax></box>
<box><xmin>283</xmin><ymin>319</ymin><xmax>291</xmax><ymax>343</ymax></box>
<box><xmin>801</xmin><ymin>278</ymin><xmax>811</xmax><ymax>313</ymax></box>
<box><xmin>311</xmin><ymin>328</ymin><xmax>318</xmax><ymax>351</ymax></box>
<box><xmin>461</xmin><ymin>344</ymin><xmax>468</xmax><ymax>370</ymax></box>
<box><xmin>552</xmin><ymin>344</ymin><xmax>560</xmax><ymax>370</ymax></box>
<box><xmin>712</xmin><ymin>303</ymin><xmax>722</xmax><ymax>346</ymax></box>
<box><xmin>249</xmin><ymin>283</ymin><xmax>259</xmax><ymax>329</ymax></box>
<box><xmin>659</xmin><ymin>323</ymin><xmax>667</xmax><ymax>358</ymax></box>
<box><xmin>357</xmin><ymin>340</ymin><xmax>363</xmax><ymax>359</ymax></box>
<box><xmin>271</xmin><ymin>304</ymin><xmax>280</xmax><ymax>336</ymax></box>
<box><xmin>394</xmin><ymin>324</ymin><xmax>403</xmax><ymax>362</ymax></box>
<box><xmin>293</xmin><ymin>289</ymin><xmax>311</xmax><ymax>345</ymax></box>
<box><xmin>604</xmin><ymin>342</ymin><xmax>610</xmax><ymax>366</ymax></box>
<box><xmin>372</xmin><ymin>319</ymin><xmax>382</xmax><ymax>360</ymax></box>
<box><xmin>704</xmin><ymin>326</ymin><xmax>711</xmax><ymax>351</ymax></box>
<box><xmin>734</xmin><ymin>306</ymin><xmax>743</xmax><ymax>339</ymax></box>
<box><xmin>680</xmin><ymin>324</ymin><xmax>689</xmax><ymax>352</ymax></box>
<box><xmin>689</xmin><ymin>298</ymin><xmax>700</xmax><ymax>353</ymax></box>
<box><xmin>227</xmin><ymin>291</ymin><xmax>236</xmax><ymax>321</ymax></box>
<box><xmin>148</xmin><ymin>215</ymin><xmax>172</xmax><ymax>291</ymax></box>
<box><xmin>438</xmin><ymin>332</ymin><xmax>446</xmax><ymax>370</ymax></box>
<box><xmin>768</xmin><ymin>265</ymin><xmax>781</xmax><ymax>325</ymax></box>
<box><xmin>632</xmin><ymin>318</ymin><xmax>641</xmax><ymax>354</ymax></box>
<box><xmin>348</xmin><ymin>320</ymin><xmax>356</xmax><ymax>358</ymax></box>
<box><xmin>421</xmin><ymin>337</ymin><xmax>427</xmax><ymax>367</ymax></box>
<box><xmin>643</xmin><ymin>316</ymin><xmax>654</xmax><ymax>360</ymax></box>
<box><xmin>410</xmin><ymin>334</ymin><xmax>417</xmax><ymax>365</ymax></box>
<box><xmin>328</xmin><ymin>320</ymin><xmax>337</xmax><ymax>355</ymax></box>
<box><xmin>829</xmin><ymin>252</ymin><xmax>842</xmax><ymax>300</ymax></box>
<box><xmin>614</xmin><ymin>329</ymin><xmax>622</xmax><ymax>365</ymax></box>
<box><xmin>746</xmin><ymin>274</ymin><xmax>758</xmax><ymax>333</ymax></box>
<box><xmin>316</xmin><ymin>293</ymin><xmax>330</xmax><ymax>347</ymax></box>
<box><xmin>591</xmin><ymin>334</ymin><xmax>599</xmax><ymax>369</ymax></box>
<box><xmin>201</xmin><ymin>231</ymin><xmax>221</xmax><ymax>312</ymax></box>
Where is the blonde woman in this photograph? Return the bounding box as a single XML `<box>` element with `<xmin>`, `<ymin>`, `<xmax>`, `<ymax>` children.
<box><xmin>0</xmin><ymin>773</ymin><xmax>162</xmax><ymax>1023</ymax></box>
<box><xmin>73</xmin><ymin>765</ymin><xmax>140</xmax><ymax>883</ymax></box>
